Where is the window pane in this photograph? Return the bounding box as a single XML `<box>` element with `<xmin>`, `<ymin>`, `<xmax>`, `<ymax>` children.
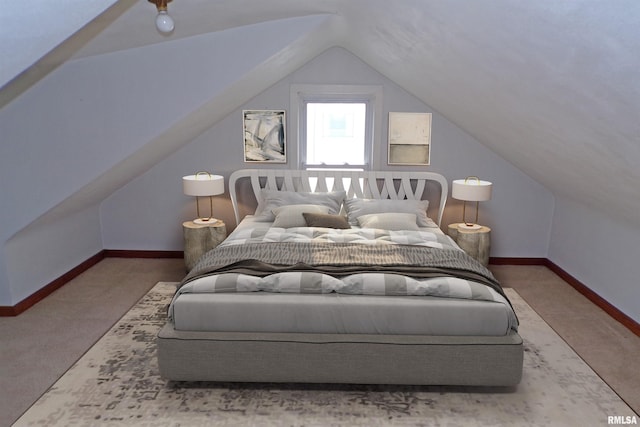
<box><xmin>306</xmin><ymin>103</ymin><xmax>366</xmax><ymax>166</ymax></box>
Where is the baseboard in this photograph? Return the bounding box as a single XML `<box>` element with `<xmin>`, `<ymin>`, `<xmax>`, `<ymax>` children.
<box><xmin>104</xmin><ymin>249</ymin><xmax>184</xmax><ymax>259</ymax></box>
<box><xmin>489</xmin><ymin>257</ymin><xmax>545</xmax><ymax>265</ymax></box>
<box><xmin>2</xmin><ymin>253</ymin><xmax>639</xmax><ymax>338</ymax></box>
<box><xmin>0</xmin><ymin>251</ymin><xmax>107</xmax><ymax>317</ymax></box>
<box><xmin>543</xmin><ymin>259</ymin><xmax>640</xmax><ymax>337</ymax></box>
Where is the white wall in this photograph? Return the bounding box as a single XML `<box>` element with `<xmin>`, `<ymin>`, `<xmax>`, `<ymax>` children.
<box><xmin>549</xmin><ymin>197</ymin><xmax>640</xmax><ymax>323</ymax></box>
<box><xmin>5</xmin><ymin>206</ymin><xmax>103</xmax><ymax>303</ymax></box>
<box><xmin>101</xmin><ymin>47</ymin><xmax>554</xmax><ymax>257</ymax></box>
<box><xmin>0</xmin><ymin>0</ymin><xmax>119</xmax><ymax>88</ymax></box>
<box><xmin>0</xmin><ymin>16</ymin><xmax>329</xmax><ymax>305</ymax></box>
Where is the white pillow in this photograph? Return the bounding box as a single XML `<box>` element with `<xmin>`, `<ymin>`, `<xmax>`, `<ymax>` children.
<box><xmin>344</xmin><ymin>198</ymin><xmax>436</xmax><ymax>227</ymax></box>
<box><xmin>255</xmin><ymin>190</ymin><xmax>346</xmax><ymax>222</ymax></box>
<box><xmin>357</xmin><ymin>213</ymin><xmax>420</xmax><ymax>231</ymax></box>
<box><xmin>272</xmin><ymin>204</ymin><xmax>330</xmax><ymax>228</ymax></box>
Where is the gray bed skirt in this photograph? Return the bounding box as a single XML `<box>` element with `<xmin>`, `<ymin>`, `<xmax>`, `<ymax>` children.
<box><xmin>157</xmin><ymin>324</ymin><xmax>523</xmax><ymax>387</ymax></box>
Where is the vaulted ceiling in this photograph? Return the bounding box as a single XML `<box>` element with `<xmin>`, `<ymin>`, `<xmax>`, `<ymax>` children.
<box><xmin>3</xmin><ymin>0</ymin><xmax>640</xmax><ymax>226</ymax></box>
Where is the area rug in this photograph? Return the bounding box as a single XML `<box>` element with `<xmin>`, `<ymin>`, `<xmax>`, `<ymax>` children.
<box><xmin>15</xmin><ymin>283</ymin><xmax>635</xmax><ymax>427</ymax></box>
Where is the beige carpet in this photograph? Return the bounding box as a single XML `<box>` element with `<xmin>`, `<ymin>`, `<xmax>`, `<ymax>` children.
<box><xmin>15</xmin><ymin>282</ymin><xmax>636</xmax><ymax>426</ymax></box>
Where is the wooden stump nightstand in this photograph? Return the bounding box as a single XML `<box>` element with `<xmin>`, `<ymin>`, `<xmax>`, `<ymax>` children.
<box><xmin>183</xmin><ymin>220</ymin><xmax>226</xmax><ymax>271</ymax></box>
<box><xmin>447</xmin><ymin>223</ymin><xmax>491</xmax><ymax>266</ymax></box>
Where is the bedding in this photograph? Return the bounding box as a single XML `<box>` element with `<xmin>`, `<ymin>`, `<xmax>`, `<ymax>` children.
<box><xmin>271</xmin><ymin>204</ymin><xmax>330</xmax><ymax>228</ymax></box>
<box><xmin>356</xmin><ymin>212</ymin><xmax>419</xmax><ymax>230</ymax></box>
<box><xmin>344</xmin><ymin>198</ymin><xmax>436</xmax><ymax>227</ymax></box>
<box><xmin>171</xmin><ymin>223</ymin><xmax>517</xmax><ymax>335</ymax></box>
<box><xmin>302</xmin><ymin>212</ymin><xmax>351</xmax><ymax>229</ymax></box>
<box><xmin>254</xmin><ymin>189</ymin><xmax>346</xmax><ymax>221</ymax></box>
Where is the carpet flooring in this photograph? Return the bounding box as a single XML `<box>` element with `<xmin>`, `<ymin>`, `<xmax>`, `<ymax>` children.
<box><xmin>14</xmin><ymin>282</ymin><xmax>636</xmax><ymax>426</ymax></box>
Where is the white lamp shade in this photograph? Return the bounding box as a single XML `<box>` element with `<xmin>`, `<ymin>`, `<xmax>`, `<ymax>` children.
<box><xmin>183</xmin><ymin>174</ymin><xmax>224</xmax><ymax>196</ymax></box>
<box><xmin>452</xmin><ymin>179</ymin><xmax>492</xmax><ymax>202</ymax></box>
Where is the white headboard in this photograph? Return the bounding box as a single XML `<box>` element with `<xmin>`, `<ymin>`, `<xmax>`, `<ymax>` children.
<box><xmin>229</xmin><ymin>169</ymin><xmax>448</xmax><ymax>227</ymax></box>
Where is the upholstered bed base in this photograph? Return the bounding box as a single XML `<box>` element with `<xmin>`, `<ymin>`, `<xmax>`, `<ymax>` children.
<box><xmin>157</xmin><ymin>325</ymin><xmax>523</xmax><ymax>386</ymax></box>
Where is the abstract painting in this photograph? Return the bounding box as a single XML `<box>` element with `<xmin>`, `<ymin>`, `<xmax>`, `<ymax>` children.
<box><xmin>243</xmin><ymin>110</ymin><xmax>286</xmax><ymax>163</ymax></box>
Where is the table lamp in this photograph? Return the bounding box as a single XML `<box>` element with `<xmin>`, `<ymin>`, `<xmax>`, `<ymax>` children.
<box><xmin>452</xmin><ymin>176</ymin><xmax>492</xmax><ymax>230</ymax></box>
<box><xmin>182</xmin><ymin>171</ymin><xmax>224</xmax><ymax>224</ymax></box>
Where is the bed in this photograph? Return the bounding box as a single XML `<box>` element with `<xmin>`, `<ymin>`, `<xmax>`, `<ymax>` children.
<box><xmin>157</xmin><ymin>169</ymin><xmax>523</xmax><ymax>386</ymax></box>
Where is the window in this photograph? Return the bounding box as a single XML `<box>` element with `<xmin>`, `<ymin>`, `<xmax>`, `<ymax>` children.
<box><xmin>306</xmin><ymin>102</ymin><xmax>366</xmax><ymax>167</ymax></box>
<box><xmin>291</xmin><ymin>85</ymin><xmax>382</xmax><ymax>170</ymax></box>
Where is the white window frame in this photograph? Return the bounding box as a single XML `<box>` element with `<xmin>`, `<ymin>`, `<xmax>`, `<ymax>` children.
<box><xmin>290</xmin><ymin>84</ymin><xmax>383</xmax><ymax>170</ymax></box>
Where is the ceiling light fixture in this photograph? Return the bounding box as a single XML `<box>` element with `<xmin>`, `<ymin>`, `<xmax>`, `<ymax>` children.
<box><xmin>148</xmin><ymin>0</ymin><xmax>174</xmax><ymax>34</ymax></box>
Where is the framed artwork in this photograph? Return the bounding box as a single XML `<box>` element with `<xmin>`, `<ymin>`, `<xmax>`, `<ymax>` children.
<box><xmin>388</xmin><ymin>112</ymin><xmax>432</xmax><ymax>165</ymax></box>
<box><xmin>243</xmin><ymin>110</ymin><xmax>286</xmax><ymax>163</ymax></box>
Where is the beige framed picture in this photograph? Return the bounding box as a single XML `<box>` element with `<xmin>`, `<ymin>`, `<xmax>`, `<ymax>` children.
<box><xmin>388</xmin><ymin>112</ymin><xmax>431</xmax><ymax>165</ymax></box>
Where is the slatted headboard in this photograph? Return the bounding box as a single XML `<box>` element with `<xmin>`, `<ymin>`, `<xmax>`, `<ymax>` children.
<box><xmin>229</xmin><ymin>169</ymin><xmax>448</xmax><ymax>227</ymax></box>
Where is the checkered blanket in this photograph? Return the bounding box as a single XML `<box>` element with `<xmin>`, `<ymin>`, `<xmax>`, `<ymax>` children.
<box><xmin>172</xmin><ymin>226</ymin><xmax>517</xmax><ymax>330</ymax></box>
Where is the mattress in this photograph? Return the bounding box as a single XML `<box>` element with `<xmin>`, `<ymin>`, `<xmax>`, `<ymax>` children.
<box><xmin>171</xmin><ymin>292</ymin><xmax>513</xmax><ymax>335</ymax></box>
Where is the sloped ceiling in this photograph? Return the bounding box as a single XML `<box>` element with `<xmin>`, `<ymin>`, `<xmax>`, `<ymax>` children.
<box><xmin>3</xmin><ymin>0</ymin><xmax>640</xmax><ymax>227</ymax></box>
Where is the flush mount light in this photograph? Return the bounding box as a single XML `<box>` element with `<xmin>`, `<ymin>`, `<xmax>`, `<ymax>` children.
<box><xmin>148</xmin><ymin>0</ymin><xmax>174</xmax><ymax>34</ymax></box>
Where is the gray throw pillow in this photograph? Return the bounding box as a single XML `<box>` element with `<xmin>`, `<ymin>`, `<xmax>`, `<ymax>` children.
<box><xmin>303</xmin><ymin>212</ymin><xmax>351</xmax><ymax>229</ymax></box>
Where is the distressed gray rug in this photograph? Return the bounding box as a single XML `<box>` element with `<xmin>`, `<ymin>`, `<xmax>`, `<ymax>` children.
<box><xmin>15</xmin><ymin>283</ymin><xmax>635</xmax><ymax>426</ymax></box>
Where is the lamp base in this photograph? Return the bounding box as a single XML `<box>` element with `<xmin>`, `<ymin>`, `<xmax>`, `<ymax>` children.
<box><xmin>459</xmin><ymin>223</ymin><xmax>482</xmax><ymax>230</ymax></box>
<box><xmin>193</xmin><ymin>218</ymin><xmax>221</xmax><ymax>225</ymax></box>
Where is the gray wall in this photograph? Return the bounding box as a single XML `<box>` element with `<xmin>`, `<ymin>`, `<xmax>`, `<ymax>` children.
<box><xmin>101</xmin><ymin>48</ymin><xmax>554</xmax><ymax>258</ymax></box>
<box><xmin>549</xmin><ymin>197</ymin><xmax>640</xmax><ymax>323</ymax></box>
<box><xmin>0</xmin><ymin>16</ymin><xmax>326</xmax><ymax>305</ymax></box>
<box><xmin>5</xmin><ymin>207</ymin><xmax>103</xmax><ymax>303</ymax></box>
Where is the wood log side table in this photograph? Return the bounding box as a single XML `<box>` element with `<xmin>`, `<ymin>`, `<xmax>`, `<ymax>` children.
<box><xmin>447</xmin><ymin>223</ymin><xmax>491</xmax><ymax>266</ymax></box>
<box><xmin>183</xmin><ymin>220</ymin><xmax>227</xmax><ymax>272</ymax></box>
